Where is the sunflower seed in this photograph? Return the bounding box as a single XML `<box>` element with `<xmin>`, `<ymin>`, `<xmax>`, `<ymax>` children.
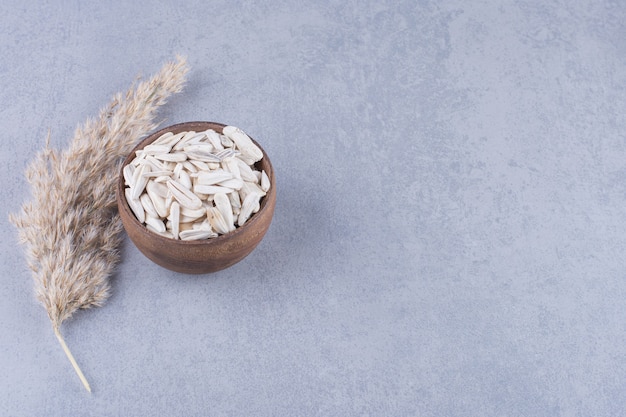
<box><xmin>145</xmin><ymin>215</ymin><xmax>166</xmax><ymax>233</ymax></box>
<box><xmin>235</xmin><ymin>158</ymin><xmax>257</xmax><ymax>182</ymax></box>
<box><xmin>217</xmin><ymin>178</ymin><xmax>244</xmax><ymax>190</ymax></box>
<box><xmin>170</xmin><ymin>201</ymin><xmax>180</xmax><ymax>239</ymax></box>
<box><xmin>144</xmin><ymin>155</ymin><xmax>168</xmax><ymax>171</ymax></box>
<box><xmin>207</xmin><ymin>206</ymin><xmax>231</xmax><ymax>235</ymax></box>
<box><xmin>179</xmin><ymin>229</ymin><xmax>216</xmax><ymax>241</ymax></box>
<box><xmin>239</xmin><ymin>180</ymin><xmax>266</xmax><ymax>201</ymax></box>
<box><xmin>180</xmin><ymin>205</ymin><xmax>207</xmax><ymax>219</ymax></box>
<box><xmin>260</xmin><ymin>170</ymin><xmax>270</xmax><ymax>192</ymax></box>
<box><xmin>140</xmin><ymin>193</ymin><xmax>159</xmax><ymax>218</ymax></box>
<box><xmin>238</xmin><ymin>192</ymin><xmax>260</xmax><ymax>226</ymax></box>
<box><xmin>168</xmin><ymin>131</ymin><xmax>197</xmax><ymax>150</ymax></box>
<box><xmin>194</xmin><ymin>184</ymin><xmax>235</xmax><ymax>195</ymax></box>
<box><xmin>223</xmin><ymin>125</ymin><xmax>263</xmax><ymax>163</ymax></box>
<box><xmin>131</xmin><ymin>164</ymin><xmax>151</xmax><ymax>200</ymax></box>
<box><xmin>153</xmin><ymin>152</ymin><xmax>188</xmax><ymax>162</ymax></box>
<box><xmin>213</xmin><ymin>192</ymin><xmax>235</xmax><ymax>232</ymax></box>
<box><xmin>228</xmin><ymin>191</ymin><xmax>241</xmax><ymax>216</ymax></box>
<box><xmin>143</xmin><ymin>144</ymin><xmax>174</xmax><ymax>155</ymax></box>
<box><xmin>221</xmin><ymin>158</ymin><xmax>241</xmax><ymax>179</ymax></box>
<box><xmin>188</xmin><ymin>159</ymin><xmax>211</xmax><ymax>171</ymax></box>
<box><xmin>220</xmin><ymin>133</ymin><xmax>234</xmax><ymax>148</ymax></box>
<box><xmin>182</xmin><ymin>161</ymin><xmax>198</xmax><ymax>173</ymax></box>
<box><xmin>184</xmin><ymin>144</ymin><xmax>215</xmax><ymax>154</ymax></box>
<box><xmin>177</xmin><ymin>169</ymin><xmax>192</xmax><ymax>189</ymax></box>
<box><xmin>125</xmin><ymin>188</ymin><xmax>145</xmax><ymax>223</ymax></box>
<box><xmin>153</xmin><ymin>131</ymin><xmax>174</xmax><ymax>144</ymax></box>
<box><xmin>147</xmin><ymin>225</ymin><xmax>174</xmax><ymax>238</ymax></box>
<box><xmin>185</xmin><ymin>149</ymin><xmax>221</xmax><ymax>163</ymax></box>
<box><xmin>205</xmin><ymin>129</ymin><xmax>224</xmax><ymax>150</ymax></box>
<box><xmin>146</xmin><ymin>184</ymin><xmax>169</xmax><ymax>218</ymax></box>
<box><xmin>196</xmin><ymin>170</ymin><xmax>233</xmax><ymax>185</ymax></box>
<box><xmin>187</xmin><ymin>132</ymin><xmax>209</xmax><ymax>144</ymax></box>
<box><xmin>167</xmin><ymin>178</ymin><xmax>203</xmax><ymax>210</ymax></box>
<box><xmin>153</xmin><ymin>175</ymin><xmax>171</xmax><ymax>183</ymax></box>
<box><xmin>215</xmin><ymin>149</ymin><xmax>238</xmax><ymax>161</ymax></box>
<box><xmin>123</xmin><ymin>164</ymin><xmax>136</xmax><ymax>187</ymax></box>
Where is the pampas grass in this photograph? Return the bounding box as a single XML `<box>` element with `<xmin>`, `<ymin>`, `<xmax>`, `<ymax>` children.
<box><xmin>9</xmin><ymin>56</ymin><xmax>189</xmax><ymax>392</ymax></box>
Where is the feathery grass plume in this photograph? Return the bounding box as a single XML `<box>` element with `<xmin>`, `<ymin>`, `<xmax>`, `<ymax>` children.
<box><xmin>9</xmin><ymin>56</ymin><xmax>189</xmax><ymax>392</ymax></box>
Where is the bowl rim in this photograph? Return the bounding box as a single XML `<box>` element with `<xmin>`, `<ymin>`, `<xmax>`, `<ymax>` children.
<box><xmin>117</xmin><ymin>121</ymin><xmax>275</xmax><ymax>247</ymax></box>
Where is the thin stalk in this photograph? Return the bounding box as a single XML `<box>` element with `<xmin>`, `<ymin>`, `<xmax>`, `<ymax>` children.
<box><xmin>53</xmin><ymin>326</ymin><xmax>91</xmax><ymax>393</ymax></box>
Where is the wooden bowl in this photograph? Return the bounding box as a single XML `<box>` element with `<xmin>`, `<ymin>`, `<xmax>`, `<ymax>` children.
<box><xmin>116</xmin><ymin>121</ymin><xmax>276</xmax><ymax>274</ymax></box>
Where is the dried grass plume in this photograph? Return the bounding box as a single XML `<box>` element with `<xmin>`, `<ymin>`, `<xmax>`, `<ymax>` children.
<box><xmin>9</xmin><ymin>56</ymin><xmax>189</xmax><ymax>392</ymax></box>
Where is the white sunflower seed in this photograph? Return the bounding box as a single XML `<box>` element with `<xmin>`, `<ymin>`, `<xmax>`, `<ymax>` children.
<box><xmin>179</xmin><ymin>229</ymin><xmax>216</xmax><ymax>240</ymax></box>
<box><xmin>144</xmin><ymin>155</ymin><xmax>168</xmax><ymax>171</ymax></box>
<box><xmin>194</xmin><ymin>184</ymin><xmax>235</xmax><ymax>195</ymax></box>
<box><xmin>180</xmin><ymin>205</ymin><xmax>207</xmax><ymax>219</ymax></box>
<box><xmin>123</xmin><ymin>164</ymin><xmax>136</xmax><ymax>187</ymax></box>
<box><xmin>223</xmin><ymin>125</ymin><xmax>263</xmax><ymax>163</ymax></box>
<box><xmin>153</xmin><ymin>131</ymin><xmax>174</xmax><ymax>145</ymax></box>
<box><xmin>235</xmin><ymin>158</ymin><xmax>258</xmax><ymax>182</ymax></box>
<box><xmin>187</xmin><ymin>132</ymin><xmax>209</xmax><ymax>144</ymax></box>
<box><xmin>205</xmin><ymin>129</ymin><xmax>224</xmax><ymax>150</ymax></box>
<box><xmin>168</xmin><ymin>131</ymin><xmax>197</xmax><ymax>150</ymax></box>
<box><xmin>177</xmin><ymin>169</ymin><xmax>192</xmax><ymax>189</ymax></box>
<box><xmin>260</xmin><ymin>170</ymin><xmax>270</xmax><ymax>192</ymax></box>
<box><xmin>228</xmin><ymin>191</ymin><xmax>241</xmax><ymax>215</ymax></box>
<box><xmin>196</xmin><ymin>170</ymin><xmax>233</xmax><ymax>185</ymax></box>
<box><xmin>178</xmin><ymin>213</ymin><xmax>206</xmax><ymax>223</ymax></box>
<box><xmin>184</xmin><ymin>144</ymin><xmax>215</xmax><ymax>154</ymax></box>
<box><xmin>182</xmin><ymin>161</ymin><xmax>198</xmax><ymax>173</ymax></box>
<box><xmin>207</xmin><ymin>206</ymin><xmax>231</xmax><ymax>235</ymax></box>
<box><xmin>215</xmin><ymin>149</ymin><xmax>238</xmax><ymax>161</ymax></box>
<box><xmin>152</xmin><ymin>132</ymin><xmax>174</xmax><ymax>145</ymax></box>
<box><xmin>213</xmin><ymin>193</ymin><xmax>235</xmax><ymax>232</ymax></box>
<box><xmin>146</xmin><ymin>185</ymin><xmax>169</xmax><ymax>218</ymax></box>
<box><xmin>193</xmin><ymin>218</ymin><xmax>214</xmax><ymax>232</ymax></box>
<box><xmin>185</xmin><ymin>149</ymin><xmax>221</xmax><ymax>163</ymax></box>
<box><xmin>153</xmin><ymin>152</ymin><xmax>188</xmax><ymax>162</ymax></box>
<box><xmin>140</xmin><ymin>193</ymin><xmax>159</xmax><ymax>218</ymax></box>
<box><xmin>221</xmin><ymin>158</ymin><xmax>241</xmax><ymax>179</ymax></box>
<box><xmin>125</xmin><ymin>188</ymin><xmax>145</xmax><ymax>223</ymax></box>
<box><xmin>189</xmin><ymin>159</ymin><xmax>211</xmax><ymax>171</ymax></box>
<box><xmin>220</xmin><ymin>133</ymin><xmax>234</xmax><ymax>147</ymax></box>
<box><xmin>167</xmin><ymin>178</ymin><xmax>203</xmax><ymax>210</ymax></box>
<box><xmin>143</xmin><ymin>144</ymin><xmax>173</xmax><ymax>155</ymax></box>
<box><xmin>147</xmin><ymin>225</ymin><xmax>174</xmax><ymax>238</ymax></box>
<box><xmin>145</xmin><ymin>215</ymin><xmax>166</xmax><ymax>233</ymax></box>
<box><xmin>170</xmin><ymin>201</ymin><xmax>180</xmax><ymax>239</ymax></box>
<box><xmin>217</xmin><ymin>178</ymin><xmax>244</xmax><ymax>190</ymax></box>
<box><xmin>141</xmin><ymin>169</ymin><xmax>173</xmax><ymax>178</ymax></box>
<box><xmin>239</xmin><ymin>180</ymin><xmax>266</xmax><ymax>201</ymax></box>
<box><xmin>131</xmin><ymin>164</ymin><xmax>151</xmax><ymax>200</ymax></box>
<box><xmin>238</xmin><ymin>192</ymin><xmax>261</xmax><ymax>226</ymax></box>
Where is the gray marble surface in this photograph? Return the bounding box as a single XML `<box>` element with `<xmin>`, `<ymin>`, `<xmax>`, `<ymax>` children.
<box><xmin>2</xmin><ymin>1</ymin><xmax>626</xmax><ymax>416</ymax></box>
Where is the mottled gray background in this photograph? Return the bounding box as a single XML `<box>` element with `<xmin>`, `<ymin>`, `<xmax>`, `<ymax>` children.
<box><xmin>1</xmin><ymin>1</ymin><xmax>625</xmax><ymax>416</ymax></box>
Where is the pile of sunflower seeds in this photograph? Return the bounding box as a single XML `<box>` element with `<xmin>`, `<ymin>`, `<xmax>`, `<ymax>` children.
<box><xmin>123</xmin><ymin>126</ymin><xmax>270</xmax><ymax>240</ymax></box>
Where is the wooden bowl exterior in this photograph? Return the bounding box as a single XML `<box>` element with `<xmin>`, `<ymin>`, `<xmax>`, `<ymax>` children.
<box><xmin>116</xmin><ymin>122</ymin><xmax>276</xmax><ymax>274</ymax></box>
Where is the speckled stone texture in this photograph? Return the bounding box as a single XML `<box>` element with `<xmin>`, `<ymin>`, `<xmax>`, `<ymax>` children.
<box><xmin>2</xmin><ymin>1</ymin><xmax>625</xmax><ymax>416</ymax></box>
